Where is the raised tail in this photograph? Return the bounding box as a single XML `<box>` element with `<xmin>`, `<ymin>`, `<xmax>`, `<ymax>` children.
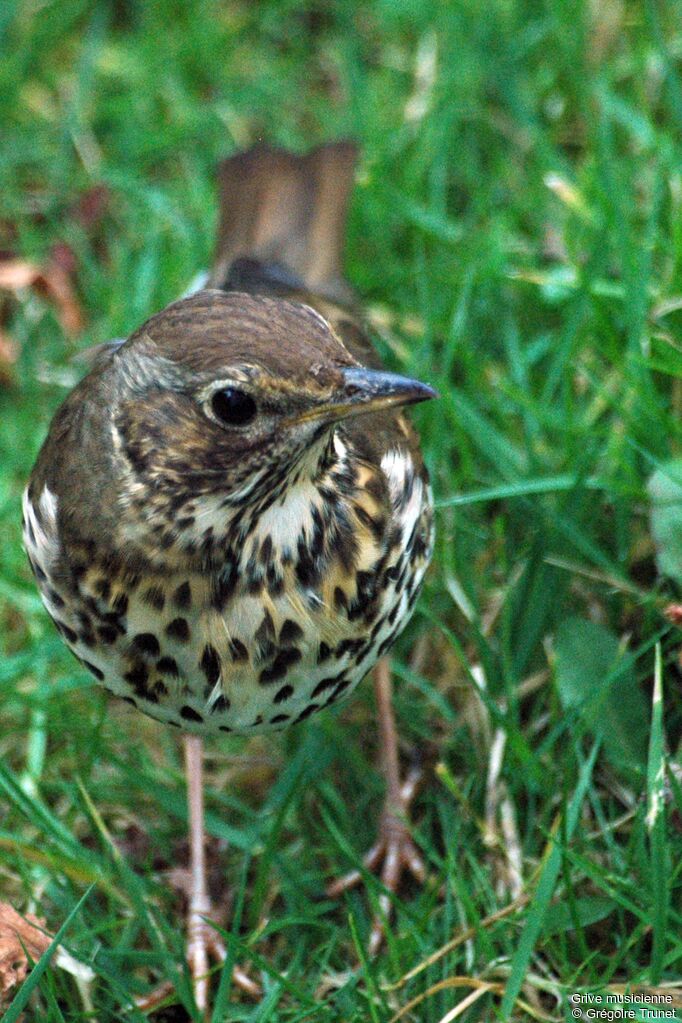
<box><xmin>208</xmin><ymin>141</ymin><xmax>358</xmax><ymax>307</ymax></box>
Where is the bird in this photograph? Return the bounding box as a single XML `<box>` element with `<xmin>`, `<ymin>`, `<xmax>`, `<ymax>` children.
<box><xmin>23</xmin><ymin>141</ymin><xmax>436</xmax><ymax>1012</ymax></box>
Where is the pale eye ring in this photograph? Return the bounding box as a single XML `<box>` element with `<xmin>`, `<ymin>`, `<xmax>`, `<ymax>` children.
<box><xmin>210</xmin><ymin>388</ymin><xmax>257</xmax><ymax>426</ymax></box>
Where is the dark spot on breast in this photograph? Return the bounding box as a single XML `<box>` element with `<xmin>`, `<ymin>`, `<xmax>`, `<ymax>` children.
<box><xmin>211</xmin><ymin>563</ymin><xmax>238</xmax><ymax>610</ymax></box>
<box><xmin>370</xmin><ymin>616</ymin><xmax>385</xmax><ymax>642</ymax></box>
<box><xmin>112</xmin><ymin>592</ymin><xmax>129</xmax><ymax>616</ymax></box>
<box><xmin>219</xmin><ymin>725</ymin><xmax>232</xmax><ymax>732</ymax></box>
<box><xmin>274</xmin><ymin>683</ymin><xmax>294</xmax><ymax>704</ymax></box>
<box><xmin>97</xmin><ymin>625</ymin><xmax>118</xmax><ymax>645</ymax></box>
<box><xmin>354</xmin><ymin>505</ymin><xmax>385</xmax><ymax>541</ymax></box>
<box><xmin>211</xmin><ymin>694</ymin><xmax>230</xmax><ymax>713</ymax></box>
<box><xmin>228</xmin><ymin>638</ymin><xmax>248</xmax><ymax>662</ymax></box>
<box><xmin>142</xmin><ymin>585</ymin><xmax>166</xmax><ymax>611</ymax></box>
<box><xmin>79</xmin><ymin>630</ymin><xmax>96</xmax><ymax>648</ymax></box>
<box><xmin>255</xmin><ymin>609</ymin><xmax>275</xmax><ymax>645</ymax></box>
<box><xmin>279</xmin><ymin>619</ymin><xmax>303</xmax><ymax>645</ymax></box>
<box><xmin>166</xmin><ymin>618</ymin><xmax>190</xmax><ymax>642</ymax></box>
<box><xmin>173</xmin><ymin>581</ymin><xmax>192</xmax><ymax>609</ymax></box>
<box><xmin>81</xmin><ymin>660</ymin><xmax>104</xmax><ymax>681</ymax></box>
<box><xmin>200</xmin><ymin>644</ymin><xmax>221</xmax><ymax>685</ymax></box>
<box><xmin>328</xmin><ymin>677</ymin><xmax>352</xmax><ymax>703</ymax></box>
<box><xmin>133</xmin><ymin>632</ymin><xmax>161</xmax><ymax>657</ymax></box>
<box><xmin>377</xmin><ymin>628</ymin><xmax>401</xmax><ymax>658</ymax></box>
<box><xmin>270</xmin><ymin>713</ymin><xmax>290</xmax><ymax>723</ymax></box>
<box><xmin>94</xmin><ymin>578</ymin><xmax>111</xmax><ymax>601</ymax></box>
<box><xmin>99</xmin><ymin>612</ymin><xmax>125</xmax><ymax>632</ymax></box>
<box><xmin>259</xmin><ymin>647</ymin><xmax>302</xmax><ymax>684</ymax></box>
<box><xmin>295</xmin><ymin>702</ymin><xmax>320</xmax><ymax>722</ymax></box>
<box><xmin>348</xmin><ymin>570</ymin><xmax>377</xmax><ymax>621</ymax></box>
<box><xmin>124</xmin><ymin>661</ymin><xmax>149</xmax><ymax>695</ymax></box>
<box><xmin>295</xmin><ymin>542</ymin><xmax>317</xmax><ymax>588</ymax></box>
<box><xmin>259</xmin><ymin>535</ymin><xmax>273</xmax><ymax>564</ymax></box>
<box><xmin>317</xmin><ymin>642</ymin><xmax>332</xmax><ymax>662</ymax></box>
<box><xmin>177</xmin><ymin>515</ymin><xmax>195</xmax><ymax>530</ymax></box>
<box><xmin>180</xmin><ymin>705</ymin><xmax>203</xmax><ymax>723</ymax></box>
<box><xmin>34</xmin><ymin>563</ymin><xmax>47</xmax><ymax>583</ymax></box>
<box><xmin>157</xmin><ymin>656</ymin><xmax>180</xmax><ymax>676</ymax></box>
<box><xmin>154</xmin><ymin>680</ymin><xmax>168</xmax><ymax>697</ymax></box>
<box><xmin>365</xmin><ymin>473</ymin><xmax>386</xmax><ymax>502</ymax></box>
<box><xmin>335</xmin><ymin>637</ymin><xmax>364</xmax><ymax>658</ymax></box>
<box><xmin>310</xmin><ymin>505</ymin><xmax>325</xmax><ymax>560</ymax></box>
<box><xmin>311</xmin><ymin>676</ymin><xmax>339</xmax><ymax>699</ymax></box>
<box><xmin>48</xmin><ymin>589</ymin><xmax>64</xmax><ymax>608</ymax></box>
<box><xmin>54</xmin><ymin>620</ymin><xmax>78</xmax><ymax>644</ymax></box>
<box><xmin>334</xmin><ymin>587</ymin><xmax>348</xmax><ymax>611</ymax></box>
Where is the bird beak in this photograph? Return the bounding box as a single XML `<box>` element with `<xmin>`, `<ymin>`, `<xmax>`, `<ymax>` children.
<box><xmin>295</xmin><ymin>367</ymin><xmax>438</xmax><ymax>425</ymax></box>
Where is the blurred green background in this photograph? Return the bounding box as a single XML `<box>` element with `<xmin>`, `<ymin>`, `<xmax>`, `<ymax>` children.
<box><xmin>1</xmin><ymin>1</ymin><xmax>682</xmax><ymax>1020</ymax></box>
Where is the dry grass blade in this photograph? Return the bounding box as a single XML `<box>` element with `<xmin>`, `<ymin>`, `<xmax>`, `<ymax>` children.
<box><xmin>387</xmin><ymin>975</ymin><xmax>558</xmax><ymax>1023</ymax></box>
<box><xmin>387</xmin><ymin>977</ymin><xmax>503</xmax><ymax>1023</ymax></box>
<box><xmin>435</xmin><ymin>983</ymin><xmax>498</xmax><ymax>1023</ymax></box>
<box><xmin>384</xmin><ymin>893</ymin><xmax>530</xmax><ymax>990</ymax></box>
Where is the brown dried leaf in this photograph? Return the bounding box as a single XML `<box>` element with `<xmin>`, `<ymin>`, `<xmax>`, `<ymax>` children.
<box><xmin>0</xmin><ymin>259</ymin><xmax>40</xmax><ymax>290</ymax></box>
<box><xmin>0</xmin><ymin>328</ymin><xmax>19</xmax><ymax>387</ymax></box>
<box><xmin>72</xmin><ymin>185</ymin><xmax>110</xmax><ymax>230</ymax></box>
<box><xmin>39</xmin><ymin>252</ymin><xmax>84</xmax><ymax>335</ymax></box>
<box><xmin>0</xmin><ymin>902</ymin><xmax>52</xmax><ymax>1006</ymax></box>
<box><xmin>0</xmin><ymin>253</ymin><xmax>84</xmax><ymax>337</ymax></box>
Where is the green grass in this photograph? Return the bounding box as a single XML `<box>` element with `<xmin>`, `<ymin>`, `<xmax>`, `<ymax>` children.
<box><xmin>2</xmin><ymin>0</ymin><xmax>682</xmax><ymax>1019</ymax></box>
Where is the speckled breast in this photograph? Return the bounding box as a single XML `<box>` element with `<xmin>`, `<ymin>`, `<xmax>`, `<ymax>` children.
<box><xmin>22</xmin><ymin>440</ymin><xmax>433</xmax><ymax>736</ymax></box>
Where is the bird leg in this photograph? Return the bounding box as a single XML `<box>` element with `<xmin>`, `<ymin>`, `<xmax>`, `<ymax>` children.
<box><xmin>134</xmin><ymin>736</ymin><xmax>258</xmax><ymax>1015</ymax></box>
<box><xmin>184</xmin><ymin>735</ymin><xmax>260</xmax><ymax>1012</ymax></box>
<box><xmin>326</xmin><ymin>658</ymin><xmax>426</xmax><ymax>955</ymax></box>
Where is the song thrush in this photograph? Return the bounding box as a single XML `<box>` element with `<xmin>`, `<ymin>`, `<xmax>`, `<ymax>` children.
<box><xmin>23</xmin><ymin>142</ymin><xmax>435</xmax><ymax>1011</ymax></box>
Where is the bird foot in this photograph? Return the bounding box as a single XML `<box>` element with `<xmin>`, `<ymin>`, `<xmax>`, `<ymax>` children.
<box><xmin>326</xmin><ymin>765</ymin><xmax>425</xmax><ymax>955</ymax></box>
<box><xmin>187</xmin><ymin>898</ymin><xmax>261</xmax><ymax>1011</ymax></box>
<box><xmin>133</xmin><ymin>903</ymin><xmax>260</xmax><ymax>1016</ymax></box>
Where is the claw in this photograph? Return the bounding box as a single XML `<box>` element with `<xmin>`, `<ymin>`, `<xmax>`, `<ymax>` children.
<box><xmin>188</xmin><ymin>913</ymin><xmax>261</xmax><ymax>1008</ymax></box>
<box><xmin>326</xmin><ymin>660</ymin><xmax>429</xmax><ymax>955</ymax></box>
<box><xmin>133</xmin><ymin>925</ymin><xmax>260</xmax><ymax>1016</ymax></box>
<box><xmin>326</xmin><ymin>767</ymin><xmax>427</xmax><ymax>955</ymax></box>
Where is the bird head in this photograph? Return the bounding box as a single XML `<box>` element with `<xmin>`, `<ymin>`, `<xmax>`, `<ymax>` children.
<box><xmin>34</xmin><ymin>290</ymin><xmax>434</xmax><ymax>570</ymax></box>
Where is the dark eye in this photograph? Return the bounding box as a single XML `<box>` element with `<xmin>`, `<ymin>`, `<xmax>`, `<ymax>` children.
<box><xmin>211</xmin><ymin>388</ymin><xmax>257</xmax><ymax>426</ymax></box>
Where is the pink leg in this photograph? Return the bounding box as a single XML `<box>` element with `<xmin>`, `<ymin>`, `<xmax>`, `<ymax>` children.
<box><xmin>184</xmin><ymin>736</ymin><xmax>260</xmax><ymax>1009</ymax></box>
<box><xmin>327</xmin><ymin>658</ymin><xmax>426</xmax><ymax>954</ymax></box>
<box><xmin>185</xmin><ymin>734</ymin><xmax>212</xmax><ymax>1013</ymax></box>
<box><xmin>134</xmin><ymin>736</ymin><xmax>259</xmax><ymax>1015</ymax></box>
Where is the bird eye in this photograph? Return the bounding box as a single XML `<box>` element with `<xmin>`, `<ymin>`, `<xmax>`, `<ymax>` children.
<box><xmin>210</xmin><ymin>388</ymin><xmax>257</xmax><ymax>426</ymax></box>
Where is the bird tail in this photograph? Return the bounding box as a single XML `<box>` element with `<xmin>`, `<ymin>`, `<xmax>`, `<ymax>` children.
<box><xmin>208</xmin><ymin>141</ymin><xmax>358</xmax><ymax>306</ymax></box>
